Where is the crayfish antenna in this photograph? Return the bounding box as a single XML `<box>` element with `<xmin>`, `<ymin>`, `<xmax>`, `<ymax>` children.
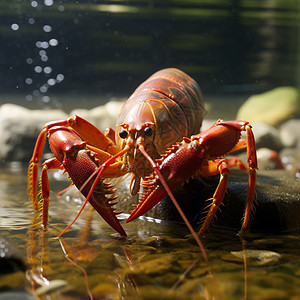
<box><xmin>138</xmin><ymin>145</ymin><xmax>209</xmax><ymax>265</ymax></box>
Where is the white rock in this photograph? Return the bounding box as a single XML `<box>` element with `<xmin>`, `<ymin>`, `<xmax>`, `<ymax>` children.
<box><xmin>0</xmin><ymin>103</ymin><xmax>67</xmax><ymax>161</ymax></box>
<box><xmin>279</xmin><ymin>119</ymin><xmax>300</xmax><ymax>148</ymax></box>
<box><xmin>230</xmin><ymin>250</ymin><xmax>281</xmax><ymax>266</ymax></box>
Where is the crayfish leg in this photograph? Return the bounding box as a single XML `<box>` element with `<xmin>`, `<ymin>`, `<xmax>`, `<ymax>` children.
<box><xmin>197</xmin><ymin>160</ymin><xmax>230</xmax><ymax>235</ymax></box>
<box><xmin>27</xmin><ymin>128</ymin><xmax>48</xmax><ymax>211</ymax></box>
<box><xmin>39</xmin><ymin>158</ymin><xmax>64</xmax><ymax>227</ymax></box>
<box><xmin>239</xmin><ymin>124</ymin><xmax>257</xmax><ymax>233</ymax></box>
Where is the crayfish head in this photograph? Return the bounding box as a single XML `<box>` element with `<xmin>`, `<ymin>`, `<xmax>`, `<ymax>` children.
<box><xmin>118</xmin><ymin>122</ymin><xmax>157</xmax><ymax>154</ymax></box>
<box><xmin>115</xmin><ymin>121</ymin><xmax>160</xmax><ymax>194</ymax></box>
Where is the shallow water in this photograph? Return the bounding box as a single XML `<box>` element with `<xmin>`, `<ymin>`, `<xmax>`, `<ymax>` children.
<box><xmin>1</xmin><ymin>1</ymin><xmax>300</xmax><ymax>298</ymax></box>
<box><xmin>1</xmin><ymin>162</ymin><xmax>300</xmax><ymax>300</ymax></box>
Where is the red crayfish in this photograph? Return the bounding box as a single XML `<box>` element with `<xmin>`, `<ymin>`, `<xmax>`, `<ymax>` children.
<box><xmin>27</xmin><ymin>68</ymin><xmax>257</xmax><ymax>241</ymax></box>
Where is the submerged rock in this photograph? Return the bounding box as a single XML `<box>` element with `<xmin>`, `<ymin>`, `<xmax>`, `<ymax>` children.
<box><xmin>222</xmin><ymin>250</ymin><xmax>281</xmax><ymax>266</ymax></box>
<box><xmin>126</xmin><ymin>169</ymin><xmax>300</xmax><ymax>233</ymax></box>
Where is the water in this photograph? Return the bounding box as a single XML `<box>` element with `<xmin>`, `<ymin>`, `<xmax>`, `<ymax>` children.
<box><xmin>1</xmin><ymin>162</ymin><xmax>300</xmax><ymax>299</ymax></box>
<box><xmin>1</xmin><ymin>1</ymin><xmax>300</xmax><ymax>299</ymax></box>
<box><xmin>1</xmin><ymin>0</ymin><xmax>299</xmax><ymax>111</ymax></box>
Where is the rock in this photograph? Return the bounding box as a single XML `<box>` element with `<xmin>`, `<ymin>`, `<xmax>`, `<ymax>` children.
<box><xmin>0</xmin><ymin>103</ymin><xmax>67</xmax><ymax>162</ymax></box>
<box><xmin>126</xmin><ymin>169</ymin><xmax>300</xmax><ymax>233</ymax></box>
<box><xmin>138</xmin><ymin>254</ymin><xmax>183</xmax><ymax>276</ymax></box>
<box><xmin>214</xmin><ymin>170</ymin><xmax>300</xmax><ymax>232</ymax></box>
<box><xmin>279</xmin><ymin>119</ymin><xmax>300</xmax><ymax>148</ymax></box>
<box><xmin>0</xmin><ymin>101</ymin><xmax>123</xmax><ymax>162</ymax></box>
<box><xmin>236</xmin><ymin>87</ymin><xmax>300</xmax><ymax>126</ymax></box>
<box><xmin>250</xmin><ymin>122</ymin><xmax>283</xmax><ymax>151</ymax></box>
<box><xmin>36</xmin><ymin>279</ymin><xmax>69</xmax><ymax>296</ymax></box>
<box><xmin>222</xmin><ymin>250</ymin><xmax>281</xmax><ymax>266</ymax></box>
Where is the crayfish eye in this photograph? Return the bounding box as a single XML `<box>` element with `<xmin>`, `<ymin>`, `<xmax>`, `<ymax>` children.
<box><xmin>144</xmin><ymin>127</ymin><xmax>153</xmax><ymax>137</ymax></box>
<box><xmin>119</xmin><ymin>129</ymin><xmax>128</xmax><ymax>139</ymax></box>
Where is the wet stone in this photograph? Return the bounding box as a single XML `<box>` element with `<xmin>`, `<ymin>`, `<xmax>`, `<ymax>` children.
<box><xmin>131</xmin><ymin>169</ymin><xmax>300</xmax><ymax>233</ymax></box>
<box><xmin>222</xmin><ymin>249</ymin><xmax>281</xmax><ymax>266</ymax></box>
<box><xmin>213</xmin><ymin>170</ymin><xmax>300</xmax><ymax>232</ymax></box>
<box><xmin>137</xmin><ymin>254</ymin><xmax>183</xmax><ymax>276</ymax></box>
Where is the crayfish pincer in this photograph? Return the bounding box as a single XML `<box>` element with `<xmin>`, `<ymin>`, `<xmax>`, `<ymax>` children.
<box><xmin>27</xmin><ymin>68</ymin><xmax>257</xmax><ymax>243</ymax></box>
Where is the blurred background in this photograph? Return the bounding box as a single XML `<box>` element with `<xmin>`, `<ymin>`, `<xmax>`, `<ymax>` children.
<box><xmin>1</xmin><ymin>0</ymin><xmax>299</xmax><ymax>113</ymax></box>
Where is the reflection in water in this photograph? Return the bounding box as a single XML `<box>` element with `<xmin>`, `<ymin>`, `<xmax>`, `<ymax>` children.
<box><xmin>1</xmin><ymin>163</ymin><xmax>300</xmax><ymax>299</ymax></box>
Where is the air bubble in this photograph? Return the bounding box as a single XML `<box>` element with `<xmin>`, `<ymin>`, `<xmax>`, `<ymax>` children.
<box><xmin>43</xmin><ymin>25</ymin><xmax>52</xmax><ymax>32</ymax></box>
<box><xmin>26</xmin><ymin>95</ymin><xmax>33</xmax><ymax>101</ymax></box>
<box><xmin>41</xmin><ymin>41</ymin><xmax>49</xmax><ymax>49</ymax></box>
<box><xmin>41</xmin><ymin>55</ymin><xmax>48</xmax><ymax>62</ymax></box>
<box><xmin>56</xmin><ymin>74</ymin><xmax>64</xmax><ymax>82</ymax></box>
<box><xmin>40</xmin><ymin>85</ymin><xmax>48</xmax><ymax>93</ymax></box>
<box><xmin>49</xmin><ymin>39</ymin><xmax>58</xmax><ymax>46</ymax></box>
<box><xmin>33</xmin><ymin>90</ymin><xmax>40</xmax><ymax>96</ymax></box>
<box><xmin>39</xmin><ymin>50</ymin><xmax>46</xmax><ymax>56</ymax></box>
<box><xmin>31</xmin><ymin>1</ymin><xmax>38</xmax><ymax>8</ymax></box>
<box><xmin>11</xmin><ymin>24</ymin><xmax>19</xmax><ymax>31</ymax></box>
<box><xmin>47</xmin><ymin>78</ymin><xmax>56</xmax><ymax>86</ymax></box>
<box><xmin>42</xmin><ymin>96</ymin><xmax>51</xmax><ymax>103</ymax></box>
<box><xmin>34</xmin><ymin>66</ymin><xmax>42</xmax><ymax>73</ymax></box>
<box><xmin>25</xmin><ymin>78</ymin><xmax>33</xmax><ymax>84</ymax></box>
<box><xmin>44</xmin><ymin>0</ymin><xmax>54</xmax><ymax>6</ymax></box>
<box><xmin>43</xmin><ymin>66</ymin><xmax>52</xmax><ymax>74</ymax></box>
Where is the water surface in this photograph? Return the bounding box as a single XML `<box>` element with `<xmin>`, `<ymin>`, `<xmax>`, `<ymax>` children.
<box><xmin>1</xmin><ymin>162</ymin><xmax>300</xmax><ymax>299</ymax></box>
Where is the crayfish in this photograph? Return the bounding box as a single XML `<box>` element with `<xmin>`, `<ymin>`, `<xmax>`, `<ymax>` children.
<box><xmin>27</xmin><ymin>68</ymin><xmax>257</xmax><ymax>242</ymax></box>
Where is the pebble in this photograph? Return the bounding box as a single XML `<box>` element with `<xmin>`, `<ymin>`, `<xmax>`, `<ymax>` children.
<box><xmin>35</xmin><ymin>279</ymin><xmax>69</xmax><ymax>296</ymax></box>
<box><xmin>236</xmin><ymin>86</ymin><xmax>300</xmax><ymax>126</ymax></box>
<box><xmin>223</xmin><ymin>249</ymin><xmax>281</xmax><ymax>266</ymax></box>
